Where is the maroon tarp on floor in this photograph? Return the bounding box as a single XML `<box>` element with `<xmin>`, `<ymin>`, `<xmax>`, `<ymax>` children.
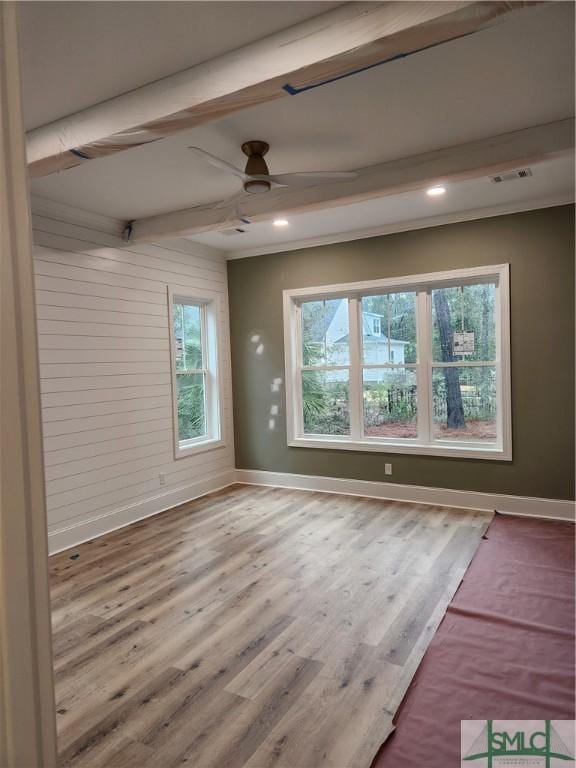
<box><xmin>373</xmin><ymin>513</ymin><xmax>575</xmax><ymax>768</ymax></box>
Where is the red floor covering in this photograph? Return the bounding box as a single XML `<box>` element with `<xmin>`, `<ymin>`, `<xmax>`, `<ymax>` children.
<box><xmin>372</xmin><ymin>513</ymin><xmax>575</xmax><ymax>768</ymax></box>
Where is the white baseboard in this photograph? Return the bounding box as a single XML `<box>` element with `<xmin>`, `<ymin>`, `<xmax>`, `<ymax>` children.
<box><xmin>234</xmin><ymin>469</ymin><xmax>575</xmax><ymax>522</ymax></box>
<box><xmin>48</xmin><ymin>470</ymin><xmax>236</xmax><ymax>554</ymax></box>
<box><xmin>47</xmin><ymin>466</ymin><xmax>574</xmax><ymax>555</ymax></box>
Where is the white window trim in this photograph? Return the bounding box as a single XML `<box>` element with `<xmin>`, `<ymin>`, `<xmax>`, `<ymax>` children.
<box><xmin>283</xmin><ymin>264</ymin><xmax>512</xmax><ymax>461</ymax></box>
<box><xmin>167</xmin><ymin>286</ymin><xmax>225</xmax><ymax>459</ymax></box>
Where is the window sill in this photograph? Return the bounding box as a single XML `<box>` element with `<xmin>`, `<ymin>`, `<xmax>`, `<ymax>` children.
<box><xmin>175</xmin><ymin>437</ymin><xmax>225</xmax><ymax>460</ymax></box>
<box><xmin>288</xmin><ymin>436</ymin><xmax>511</xmax><ymax>461</ymax></box>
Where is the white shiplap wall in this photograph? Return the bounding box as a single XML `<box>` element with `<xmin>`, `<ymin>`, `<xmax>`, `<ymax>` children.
<box><xmin>31</xmin><ymin>206</ymin><xmax>235</xmax><ymax>553</ymax></box>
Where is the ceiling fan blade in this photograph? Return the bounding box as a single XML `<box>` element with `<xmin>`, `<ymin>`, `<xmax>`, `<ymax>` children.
<box><xmin>267</xmin><ymin>171</ymin><xmax>358</xmax><ymax>187</ymax></box>
<box><xmin>214</xmin><ymin>189</ymin><xmax>246</xmax><ymax>210</ymax></box>
<box><xmin>187</xmin><ymin>147</ymin><xmax>248</xmax><ymax>180</ymax></box>
<box><xmin>213</xmin><ymin>191</ymin><xmax>251</xmax><ymax>226</ymax></box>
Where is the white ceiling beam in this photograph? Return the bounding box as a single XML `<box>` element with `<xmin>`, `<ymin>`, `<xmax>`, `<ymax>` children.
<box><xmin>26</xmin><ymin>1</ymin><xmax>539</xmax><ymax>177</ymax></box>
<box><xmin>128</xmin><ymin>118</ymin><xmax>574</xmax><ymax>243</ymax></box>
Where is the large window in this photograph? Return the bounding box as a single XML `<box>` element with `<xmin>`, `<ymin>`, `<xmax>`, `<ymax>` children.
<box><xmin>169</xmin><ymin>289</ymin><xmax>223</xmax><ymax>457</ymax></box>
<box><xmin>283</xmin><ymin>265</ymin><xmax>511</xmax><ymax>460</ymax></box>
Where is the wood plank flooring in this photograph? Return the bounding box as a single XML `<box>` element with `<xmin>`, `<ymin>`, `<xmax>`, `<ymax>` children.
<box><xmin>50</xmin><ymin>484</ymin><xmax>492</xmax><ymax>768</ymax></box>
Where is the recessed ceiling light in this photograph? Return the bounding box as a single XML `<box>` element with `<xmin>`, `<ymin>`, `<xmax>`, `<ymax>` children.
<box><xmin>427</xmin><ymin>186</ymin><xmax>446</xmax><ymax>197</ymax></box>
<box><xmin>273</xmin><ymin>218</ymin><xmax>289</xmax><ymax>227</ymax></box>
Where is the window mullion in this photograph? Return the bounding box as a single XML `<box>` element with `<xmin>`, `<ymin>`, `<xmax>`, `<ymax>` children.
<box><xmin>416</xmin><ymin>290</ymin><xmax>431</xmax><ymax>445</ymax></box>
<box><xmin>300</xmin><ymin>366</ymin><xmax>350</xmax><ymax>374</ymax></box>
<box><xmin>348</xmin><ymin>297</ymin><xmax>363</xmax><ymax>440</ymax></box>
<box><xmin>433</xmin><ymin>360</ymin><xmax>495</xmax><ymax>368</ymax></box>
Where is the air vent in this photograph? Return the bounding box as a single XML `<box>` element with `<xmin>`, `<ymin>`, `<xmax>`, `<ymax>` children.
<box><xmin>490</xmin><ymin>168</ymin><xmax>533</xmax><ymax>184</ymax></box>
<box><xmin>220</xmin><ymin>227</ymin><xmax>247</xmax><ymax>236</ymax></box>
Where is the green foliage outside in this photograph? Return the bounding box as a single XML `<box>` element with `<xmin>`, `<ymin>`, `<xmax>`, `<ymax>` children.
<box><xmin>177</xmin><ymin>370</ymin><xmax>205</xmax><ymax>440</ymax></box>
<box><xmin>432</xmin><ymin>367</ymin><xmax>496</xmax><ymax>423</ymax></box>
<box><xmin>300</xmin><ymin>286</ymin><xmax>497</xmax><ymax>437</ymax></box>
<box><xmin>301</xmin><ymin>301</ymin><xmax>351</xmax><ymax>435</ymax></box>
<box><xmin>174</xmin><ymin>304</ymin><xmax>206</xmax><ymax>441</ymax></box>
<box><xmin>302</xmin><ymin>365</ymin><xmax>350</xmax><ymax>436</ymax></box>
<box><xmin>363</xmin><ymin>378</ymin><xmax>417</xmax><ymax>428</ymax></box>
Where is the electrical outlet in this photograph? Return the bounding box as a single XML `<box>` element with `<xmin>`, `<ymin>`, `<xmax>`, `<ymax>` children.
<box><xmin>385</xmin><ymin>463</ymin><xmax>393</xmax><ymax>476</ymax></box>
<box><xmin>159</xmin><ymin>473</ymin><xmax>166</xmax><ymax>486</ymax></box>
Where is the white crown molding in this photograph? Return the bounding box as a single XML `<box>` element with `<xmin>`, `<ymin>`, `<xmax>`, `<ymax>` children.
<box><xmin>32</xmin><ymin>196</ymin><xmax>573</xmax><ymax>262</ymax></box>
<box><xmin>235</xmin><ymin>469</ymin><xmax>575</xmax><ymax>522</ymax></box>
<box><xmin>225</xmin><ymin>196</ymin><xmax>575</xmax><ymax>260</ymax></box>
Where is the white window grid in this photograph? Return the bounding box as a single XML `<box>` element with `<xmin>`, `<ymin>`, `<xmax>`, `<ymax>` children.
<box><xmin>168</xmin><ymin>287</ymin><xmax>224</xmax><ymax>459</ymax></box>
<box><xmin>284</xmin><ymin>265</ymin><xmax>511</xmax><ymax>460</ymax></box>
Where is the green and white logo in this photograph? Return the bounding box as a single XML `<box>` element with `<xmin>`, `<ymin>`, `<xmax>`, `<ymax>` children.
<box><xmin>461</xmin><ymin>720</ymin><xmax>575</xmax><ymax>767</ymax></box>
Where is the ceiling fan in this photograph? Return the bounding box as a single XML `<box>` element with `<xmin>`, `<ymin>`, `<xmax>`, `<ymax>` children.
<box><xmin>187</xmin><ymin>140</ymin><xmax>358</xmax><ymax>221</ymax></box>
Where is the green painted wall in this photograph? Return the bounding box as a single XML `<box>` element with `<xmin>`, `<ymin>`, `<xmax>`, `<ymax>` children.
<box><xmin>227</xmin><ymin>205</ymin><xmax>575</xmax><ymax>500</ymax></box>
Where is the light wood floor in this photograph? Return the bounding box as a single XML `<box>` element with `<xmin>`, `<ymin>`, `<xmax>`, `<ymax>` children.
<box><xmin>50</xmin><ymin>484</ymin><xmax>492</xmax><ymax>768</ymax></box>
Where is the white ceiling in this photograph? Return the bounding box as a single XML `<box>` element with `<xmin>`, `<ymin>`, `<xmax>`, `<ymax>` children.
<box><xmin>195</xmin><ymin>156</ymin><xmax>574</xmax><ymax>256</ymax></box>
<box><xmin>20</xmin><ymin>1</ymin><xmax>575</xmax><ymax>252</ymax></box>
<box><xmin>18</xmin><ymin>1</ymin><xmax>342</xmax><ymax>130</ymax></box>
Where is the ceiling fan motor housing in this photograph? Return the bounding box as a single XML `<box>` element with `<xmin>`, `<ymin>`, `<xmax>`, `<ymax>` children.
<box><xmin>242</xmin><ymin>140</ymin><xmax>271</xmax><ymax>193</ymax></box>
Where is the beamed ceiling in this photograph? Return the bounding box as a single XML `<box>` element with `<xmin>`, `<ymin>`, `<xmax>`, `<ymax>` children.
<box><xmin>19</xmin><ymin>1</ymin><xmax>575</xmax><ymax>254</ymax></box>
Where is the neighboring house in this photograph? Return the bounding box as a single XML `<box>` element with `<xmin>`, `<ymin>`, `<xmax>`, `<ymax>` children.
<box><xmin>361</xmin><ymin>311</ymin><xmax>409</xmax><ymax>368</ymax></box>
<box><xmin>308</xmin><ymin>300</ymin><xmax>409</xmax><ymax>381</ymax></box>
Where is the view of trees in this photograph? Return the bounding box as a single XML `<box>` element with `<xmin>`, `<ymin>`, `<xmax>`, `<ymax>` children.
<box><xmin>362</xmin><ymin>369</ymin><xmax>418</xmax><ymax>438</ymax></box>
<box><xmin>431</xmin><ymin>283</ymin><xmax>496</xmax><ymax>441</ymax></box>
<box><xmin>174</xmin><ymin>286</ymin><xmax>497</xmax><ymax>444</ymax></box>
<box><xmin>174</xmin><ymin>303</ymin><xmax>206</xmax><ymax>441</ymax></box>
<box><xmin>176</xmin><ymin>373</ymin><xmax>205</xmax><ymax>441</ymax></box>
<box><xmin>362</xmin><ymin>292</ymin><xmax>417</xmax><ymax>363</ymax></box>
<box><xmin>362</xmin><ymin>292</ymin><xmax>418</xmax><ymax>437</ymax></box>
<box><xmin>301</xmin><ymin>300</ymin><xmax>350</xmax><ymax>435</ymax></box>
<box><xmin>300</xmin><ymin>283</ymin><xmax>497</xmax><ymax>441</ymax></box>
<box><xmin>302</xmin><ymin>368</ymin><xmax>350</xmax><ymax>435</ymax></box>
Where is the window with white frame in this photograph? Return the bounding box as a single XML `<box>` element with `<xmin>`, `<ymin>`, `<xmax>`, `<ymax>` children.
<box><xmin>283</xmin><ymin>265</ymin><xmax>511</xmax><ymax>460</ymax></box>
<box><xmin>169</xmin><ymin>290</ymin><xmax>222</xmax><ymax>457</ymax></box>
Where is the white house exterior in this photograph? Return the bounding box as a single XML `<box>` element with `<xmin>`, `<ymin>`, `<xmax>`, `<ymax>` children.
<box><xmin>323</xmin><ymin>300</ymin><xmax>409</xmax><ymax>380</ymax></box>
